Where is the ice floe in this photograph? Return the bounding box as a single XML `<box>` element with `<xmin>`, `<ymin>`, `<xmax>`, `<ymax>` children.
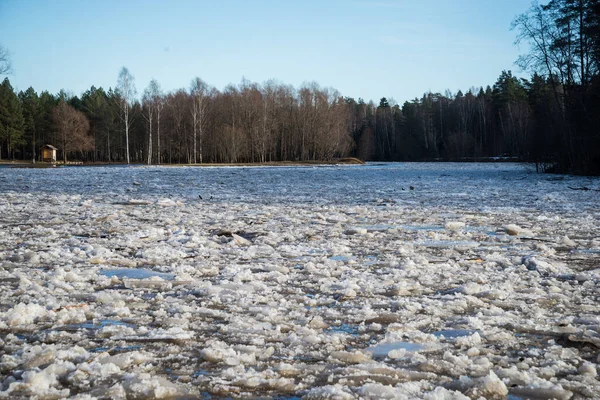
<box><xmin>0</xmin><ymin>163</ymin><xmax>599</xmax><ymax>398</ymax></box>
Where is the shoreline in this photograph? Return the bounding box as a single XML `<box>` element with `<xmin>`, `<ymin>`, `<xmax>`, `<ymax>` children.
<box><xmin>0</xmin><ymin>158</ymin><xmax>530</xmax><ymax>167</ymax></box>
<box><xmin>1</xmin><ymin>158</ymin><xmax>366</xmax><ymax>168</ymax></box>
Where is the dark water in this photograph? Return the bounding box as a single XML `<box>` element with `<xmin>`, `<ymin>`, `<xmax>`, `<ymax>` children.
<box><xmin>1</xmin><ymin>163</ymin><xmax>598</xmax><ymax>211</ymax></box>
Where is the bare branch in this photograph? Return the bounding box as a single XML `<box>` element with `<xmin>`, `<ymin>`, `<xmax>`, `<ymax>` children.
<box><xmin>0</xmin><ymin>45</ymin><xmax>12</xmax><ymax>75</ymax></box>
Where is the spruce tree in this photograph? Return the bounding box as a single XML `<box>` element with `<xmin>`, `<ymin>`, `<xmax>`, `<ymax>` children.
<box><xmin>0</xmin><ymin>78</ymin><xmax>25</xmax><ymax>159</ymax></box>
<box><xmin>19</xmin><ymin>87</ymin><xmax>40</xmax><ymax>162</ymax></box>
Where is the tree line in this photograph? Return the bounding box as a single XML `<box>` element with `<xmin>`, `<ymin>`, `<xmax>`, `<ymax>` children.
<box><xmin>1</xmin><ymin>0</ymin><xmax>599</xmax><ymax>173</ymax></box>
<box><xmin>0</xmin><ymin>73</ymin><xmax>354</xmax><ymax>165</ymax></box>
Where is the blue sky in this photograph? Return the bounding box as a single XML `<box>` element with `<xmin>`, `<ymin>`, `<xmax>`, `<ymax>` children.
<box><xmin>0</xmin><ymin>0</ymin><xmax>531</xmax><ymax>103</ymax></box>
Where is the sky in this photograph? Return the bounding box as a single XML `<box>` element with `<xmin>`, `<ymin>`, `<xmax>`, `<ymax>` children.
<box><xmin>0</xmin><ymin>0</ymin><xmax>532</xmax><ymax>103</ymax></box>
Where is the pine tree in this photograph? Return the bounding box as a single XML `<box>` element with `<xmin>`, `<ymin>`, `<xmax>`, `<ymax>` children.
<box><xmin>19</xmin><ymin>87</ymin><xmax>40</xmax><ymax>162</ymax></box>
<box><xmin>0</xmin><ymin>78</ymin><xmax>25</xmax><ymax>159</ymax></box>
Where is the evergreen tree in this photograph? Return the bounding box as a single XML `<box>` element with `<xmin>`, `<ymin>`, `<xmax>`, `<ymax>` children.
<box><xmin>82</xmin><ymin>86</ymin><xmax>115</xmax><ymax>161</ymax></box>
<box><xmin>19</xmin><ymin>87</ymin><xmax>41</xmax><ymax>162</ymax></box>
<box><xmin>37</xmin><ymin>91</ymin><xmax>59</xmax><ymax>150</ymax></box>
<box><xmin>0</xmin><ymin>78</ymin><xmax>25</xmax><ymax>159</ymax></box>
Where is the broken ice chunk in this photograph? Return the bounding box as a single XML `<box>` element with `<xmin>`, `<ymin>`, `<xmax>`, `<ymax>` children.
<box><xmin>445</xmin><ymin>221</ymin><xmax>465</xmax><ymax>231</ymax></box>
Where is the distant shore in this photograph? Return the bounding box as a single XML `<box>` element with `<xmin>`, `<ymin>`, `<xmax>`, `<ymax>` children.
<box><xmin>0</xmin><ymin>157</ymin><xmax>538</xmax><ymax>169</ymax></box>
<box><xmin>0</xmin><ymin>157</ymin><xmax>366</xmax><ymax>168</ymax></box>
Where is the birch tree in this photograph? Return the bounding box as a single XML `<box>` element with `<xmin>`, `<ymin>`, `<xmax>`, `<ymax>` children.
<box><xmin>142</xmin><ymin>86</ymin><xmax>154</xmax><ymax>165</ymax></box>
<box><xmin>142</xmin><ymin>79</ymin><xmax>162</xmax><ymax>165</ymax></box>
<box><xmin>152</xmin><ymin>81</ymin><xmax>164</xmax><ymax>164</ymax></box>
<box><xmin>190</xmin><ymin>77</ymin><xmax>209</xmax><ymax>163</ymax></box>
<box><xmin>116</xmin><ymin>67</ymin><xmax>136</xmax><ymax>164</ymax></box>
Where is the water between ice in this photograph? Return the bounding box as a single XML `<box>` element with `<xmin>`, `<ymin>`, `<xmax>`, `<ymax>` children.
<box><xmin>432</xmin><ymin>329</ymin><xmax>477</xmax><ymax>339</ymax></box>
<box><xmin>62</xmin><ymin>319</ymin><xmax>134</xmax><ymax>330</ymax></box>
<box><xmin>100</xmin><ymin>268</ymin><xmax>175</xmax><ymax>280</ymax></box>
<box><xmin>366</xmin><ymin>341</ymin><xmax>425</xmax><ymax>358</ymax></box>
<box><xmin>326</xmin><ymin>323</ymin><xmax>360</xmax><ymax>336</ymax></box>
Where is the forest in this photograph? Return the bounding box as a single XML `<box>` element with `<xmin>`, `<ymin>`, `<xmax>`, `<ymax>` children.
<box><xmin>0</xmin><ymin>0</ymin><xmax>599</xmax><ymax>174</ymax></box>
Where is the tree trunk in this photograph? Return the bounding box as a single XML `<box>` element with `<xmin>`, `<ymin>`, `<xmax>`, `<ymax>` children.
<box><xmin>199</xmin><ymin>109</ymin><xmax>203</xmax><ymax>164</ymax></box>
<box><xmin>147</xmin><ymin>112</ymin><xmax>153</xmax><ymax>165</ymax></box>
<box><xmin>32</xmin><ymin>128</ymin><xmax>36</xmax><ymax>164</ymax></box>
<box><xmin>125</xmin><ymin>104</ymin><xmax>130</xmax><ymax>164</ymax></box>
<box><xmin>157</xmin><ymin>110</ymin><xmax>161</xmax><ymax>164</ymax></box>
<box><xmin>192</xmin><ymin>110</ymin><xmax>197</xmax><ymax>164</ymax></box>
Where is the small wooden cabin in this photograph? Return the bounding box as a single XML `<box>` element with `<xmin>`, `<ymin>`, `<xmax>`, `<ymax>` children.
<box><xmin>41</xmin><ymin>145</ymin><xmax>57</xmax><ymax>163</ymax></box>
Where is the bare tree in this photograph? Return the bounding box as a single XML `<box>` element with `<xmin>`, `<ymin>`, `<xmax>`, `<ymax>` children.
<box><xmin>142</xmin><ymin>79</ymin><xmax>162</xmax><ymax>165</ymax></box>
<box><xmin>165</xmin><ymin>89</ymin><xmax>190</xmax><ymax>163</ymax></box>
<box><xmin>116</xmin><ymin>67</ymin><xmax>136</xmax><ymax>164</ymax></box>
<box><xmin>152</xmin><ymin>81</ymin><xmax>164</xmax><ymax>164</ymax></box>
<box><xmin>52</xmin><ymin>102</ymin><xmax>93</xmax><ymax>163</ymax></box>
<box><xmin>512</xmin><ymin>3</ymin><xmax>563</xmax><ymax>109</ymax></box>
<box><xmin>0</xmin><ymin>45</ymin><xmax>11</xmax><ymax>75</ymax></box>
<box><xmin>142</xmin><ymin>86</ymin><xmax>154</xmax><ymax>165</ymax></box>
<box><xmin>190</xmin><ymin>77</ymin><xmax>209</xmax><ymax>163</ymax></box>
<box><xmin>260</xmin><ymin>80</ymin><xmax>279</xmax><ymax>162</ymax></box>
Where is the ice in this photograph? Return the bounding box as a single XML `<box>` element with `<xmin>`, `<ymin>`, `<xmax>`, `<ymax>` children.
<box><xmin>97</xmin><ymin>351</ymin><xmax>151</xmax><ymax>369</ymax></box>
<box><xmin>3</xmin><ymin>303</ymin><xmax>47</xmax><ymax>327</ymax></box>
<box><xmin>358</xmin><ymin>382</ymin><xmax>408</xmax><ymax>399</ymax></box>
<box><xmin>508</xmin><ymin>384</ymin><xmax>573</xmax><ymax>400</ymax></box>
<box><xmin>330</xmin><ymin>350</ymin><xmax>371</xmax><ymax>364</ymax></box>
<box><xmin>304</xmin><ymin>384</ymin><xmax>355</xmax><ymax>400</ymax></box>
<box><xmin>444</xmin><ymin>221</ymin><xmax>465</xmax><ymax>231</ymax></box>
<box><xmin>366</xmin><ymin>341</ymin><xmax>425</xmax><ymax>359</ymax></box>
<box><xmin>344</xmin><ymin>227</ymin><xmax>367</xmax><ymax>235</ymax></box>
<box><xmin>505</xmin><ymin>224</ymin><xmax>524</xmax><ymax>236</ymax></box>
<box><xmin>578</xmin><ymin>362</ymin><xmax>597</xmax><ymax>377</ymax></box>
<box><xmin>415</xmin><ymin>239</ymin><xmax>480</xmax><ymax>249</ymax></box>
<box><xmin>1</xmin><ymin>163</ymin><xmax>599</xmax><ymax>398</ymax></box>
<box><xmin>432</xmin><ymin>329</ymin><xmax>477</xmax><ymax>340</ymax></box>
<box><xmin>477</xmin><ymin>371</ymin><xmax>509</xmax><ymax>397</ymax></box>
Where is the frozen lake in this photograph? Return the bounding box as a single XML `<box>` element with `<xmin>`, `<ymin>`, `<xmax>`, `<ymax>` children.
<box><xmin>0</xmin><ymin>163</ymin><xmax>599</xmax><ymax>399</ymax></box>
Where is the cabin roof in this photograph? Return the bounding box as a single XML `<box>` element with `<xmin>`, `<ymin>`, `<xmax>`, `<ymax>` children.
<box><xmin>42</xmin><ymin>144</ymin><xmax>58</xmax><ymax>150</ymax></box>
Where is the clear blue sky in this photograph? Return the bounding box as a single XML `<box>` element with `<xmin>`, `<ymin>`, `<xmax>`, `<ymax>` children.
<box><xmin>0</xmin><ymin>0</ymin><xmax>531</xmax><ymax>103</ymax></box>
